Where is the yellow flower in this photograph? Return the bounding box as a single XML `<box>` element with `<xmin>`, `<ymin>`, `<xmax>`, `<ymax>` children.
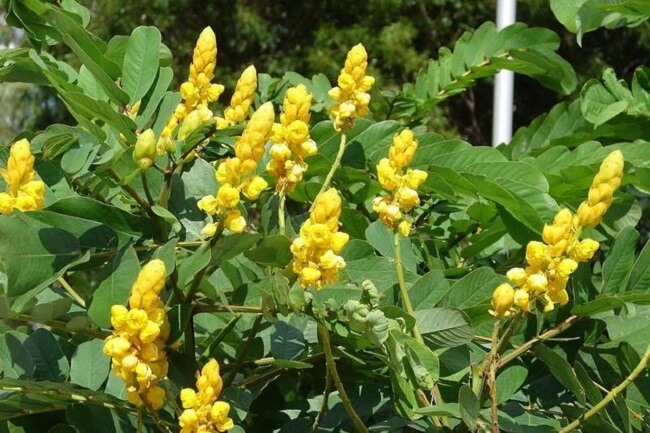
<box><xmin>219</xmin><ymin>65</ymin><xmax>257</xmax><ymax>128</ymax></box>
<box><xmin>104</xmin><ymin>260</ymin><xmax>169</xmax><ymax>410</ymax></box>
<box><xmin>268</xmin><ymin>84</ymin><xmax>315</xmax><ymax>192</ymax></box>
<box><xmin>157</xmin><ymin>27</ymin><xmax>225</xmax><ymax>154</ymax></box>
<box><xmin>199</xmin><ymin>102</ymin><xmax>275</xmax><ymax>233</ymax></box>
<box><xmin>490</xmin><ymin>283</ymin><xmax>515</xmax><ymax>317</ymax></box>
<box><xmin>492</xmin><ymin>151</ymin><xmax>622</xmax><ymax>316</ymax></box>
<box><xmin>0</xmin><ymin>139</ymin><xmax>46</xmax><ymax>214</ymax></box>
<box><xmin>179</xmin><ymin>358</ymin><xmax>233</xmax><ymax>433</ymax></box>
<box><xmin>292</xmin><ymin>188</ymin><xmax>349</xmax><ymax>289</ymax></box>
<box><xmin>577</xmin><ymin>150</ymin><xmax>624</xmax><ymax>228</ymax></box>
<box><xmin>373</xmin><ymin>129</ymin><xmax>427</xmax><ymax>236</ymax></box>
<box><xmin>328</xmin><ymin>43</ymin><xmax>375</xmax><ymax>131</ymax></box>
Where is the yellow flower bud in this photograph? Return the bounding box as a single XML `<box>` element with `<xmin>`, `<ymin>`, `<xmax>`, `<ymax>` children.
<box><xmin>526</xmin><ymin>273</ymin><xmax>548</xmax><ymax>294</ymax></box>
<box><xmin>201</xmin><ymin>222</ymin><xmax>218</xmax><ymax>238</ymax></box>
<box><xmin>525</xmin><ymin>241</ymin><xmax>549</xmax><ymax>271</ymax></box>
<box><xmin>180</xmin><ymin>388</ymin><xmax>198</xmax><ymax>409</ymax></box>
<box><xmin>223</xmin><ymin>65</ymin><xmax>257</xmax><ymax>125</ymax></box>
<box><xmin>197</xmin><ymin>195</ymin><xmax>219</xmax><ymax>216</ymax></box>
<box><xmin>513</xmin><ymin>288</ymin><xmax>530</xmax><ymax>310</ymax></box>
<box><xmin>216</xmin><ymin>184</ymin><xmax>240</xmax><ymax>209</ymax></box>
<box><xmin>224</xmin><ymin>210</ymin><xmax>246</xmax><ymax>233</ymax></box>
<box><xmin>110</xmin><ymin>305</ymin><xmax>129</xmax><ymax>329</ymax></box>
<box><xmin>398</xmin><ymin>220</ymin><xmax>411</xmax><ymax>237</ymax></box>
<box><xmin>146</xmin><ymin>385</ymin><xmax>166</xmax><ymax>410</ymax></box>
<box><xmin>506</xmin><ymin>267</ymin><xmax>528</xmax><ymax>287</ymax></box>
<box><xmin>395</xmin><ymin>187</ymin><xmax>419</xmax><ymax>211</ymax></box>
<box><xmin>549</xmin><ymin>289</ymin><xmax>569</xmax><ymax>306</ymax></box>
<box><xmin>491</xmin><ymin>283</ymin><xmax>515</xmax><ymax>316</ymax></box>
<box><xmin>133</xmin><ymin>129</ymin><xmax>157</xmax><ymax>171</ymax></box>
<box><xmin>300</xmin><ymin>267</ymin><xmax>322</xmax><ymax>286</ymax></box>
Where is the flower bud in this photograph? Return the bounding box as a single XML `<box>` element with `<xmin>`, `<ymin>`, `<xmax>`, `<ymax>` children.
<box><xmin>491</xmin><ymin>283</ymin><xmax>515</xmax><ymax>316</ymax></box>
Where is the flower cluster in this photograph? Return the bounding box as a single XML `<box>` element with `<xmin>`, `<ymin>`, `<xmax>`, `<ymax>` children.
<box><xmin>157</xmin><ymin>27</ymin><xmax>224</xmax><ymax>154</ymax></box>
<box><xmin>103</xmin><ymin>260</ymin><xmax>170</xmax><ymax>409</ymax></box>
<box><xmin>216</xmin><ymin>65</ymin><xmax>258</xmax><ymax>129</ymax></box>
<box><xmin>290</xmin><ymin>188</ymin><xmax>349</xmax><ymax>289</ymax></box>
<box><xmin>0</xmin><ymin>139</ymin><xmax>45</xmax><ymax>214</ymax></box>
<box><xmin>491</xmin><ymin>150</ymin><xmax>624</xmax><ymax>317</ymax></box>
<box><xmin>372</xmin><ymin>129</ymin><xmax>428</xmax><ymax>237</ymax></box>
<box><xmin>328</xmin><ymin>43</ymin><xmax>375</xmax><ymax>132</ymax></box>
<box><xmin>267</xmin><ymin>84</ymin><xmax>317</xmax><ymax>193</ymax></box>
<box><xmin>198</xmin><ymin>102</ymin><xmax>275</xmax><ymax>234</ymax></box>
<box><xmin>178</xmin><ymin>359</ymin><xmax>233</xmax><ymax>433</ymax></box>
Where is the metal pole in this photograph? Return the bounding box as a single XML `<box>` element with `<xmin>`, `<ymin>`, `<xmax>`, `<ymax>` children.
<box><xmin>492</xmin><ymin>0</ymin><xmax>517</xmax><ymax>147</ymax></box>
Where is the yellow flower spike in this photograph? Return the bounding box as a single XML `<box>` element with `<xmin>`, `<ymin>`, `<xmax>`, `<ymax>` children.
<box><xmin>0</xmin><ymin>139</ymin><xmax>46</xmax><ymax>214</ymax></box>
<box><xmin>577</xmin><ymin>150</ymin><xmax>624</xmax><ymax>228</ymax></box>
<box><xmin>191</xmin><ymin>27</ymin><xmax>218</xmax><ymax>82</ymax></box>
<box><xmin>490</xmin><ymin>283</ymin><xmax>515</xmax><ymax>317</ymax></box>
<box><xmin>373</xmin><ymin>129</ymin><xmax>427</xmax><ymax>236</ymax></box>
<box><xmin>329</xmin><ymin>43</ymin><xmax>375</xmax><ymax>132</ymax></box>
<box><xmin>222</xmin><ymin>65</ymin><xmax>258</xmax><ymax>126</ymax></box>
<box><xmin>104</xmin><ymin>259</ymin><xmax>169</xmax><ymax>410</ymax></box>
<box><xmin>179</xmin><ymin>358</ymin><xmax>232</xmax><ymax>432</ymax></box>
<box><xmin>291</xmin><ymin>189</ymin><xmax>349</xmax><ymax>289</ymax></box>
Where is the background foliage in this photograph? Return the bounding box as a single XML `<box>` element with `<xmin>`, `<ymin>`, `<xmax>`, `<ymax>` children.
<box><xmin>1</xmin><ymin>0</ymin><xmax>650</xmax><ymax>432</ymax></box>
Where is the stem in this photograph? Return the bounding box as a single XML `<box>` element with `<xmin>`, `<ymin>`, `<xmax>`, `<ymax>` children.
<box><xmin>194</xmin><ymin>305</ymin><xmax>263</xmax><ymax>314</ymax></box>
<box><xmin>488</xmin><ymin>321</ymin><xmax>500</xmax><ymax>433</ymax></box>
<box><xmin>278</xmin><ymin>190</ymin><xmax>286</xmax><ymax>236</ymax></box>
<box><xmin>312</xmin><ymin>133</ymin><xmax>347</xmax><ymax>208</ymax></box>
<box><xmin>141</xmin><ymin>172</ymin><xmax>155</xmax><ymax>206</ymax></box>
<box><xmin>499</xmin><ymin>315</ymin><xmax>580</xmax><ymax>368</ymax></box>
<box><xmin>143</xmin><ymin>398</ymin><xmax>173</xmax><ymax>433</ymax></box>
<box><xmin>224</xmin><ymin>314</ymin><xmax>263</xmax><ymax>387</ymax></box>
<box><xmin>559</xmin><ymin>343</ymin><xmax>650</xmax><ymax>433</ymax></box>
<box><xmin>311</xmin><ymin>360</ymin><xmax>332</xmax><ymax>433</ymax></box>
<box><xmin>317</xmin><ymin>322</ymin><xmax>369</xmax><ymax>433</ymax></box>
<box><xmin>108</xmin><ymin>169</ymin><xmax>157</xmax><ymax>220</ymax></box>
<box><xmin>57</xmin><ymin>276</ymin><xmax>86</xmax><ymax>308</ymax></box>
<box><xmin>137</xmin><ymin>407</ymin><xmax>143</xmax><ymax>433</ymax></box>
<box><xmin>236</xmin><ymin>352</ymin><xmax>325</xmax><ymax>388</ymax></box>
<box><xmin>393</xmin><ymin>232</ymin><xmax>422</xmax><ymax>344</ymax></box>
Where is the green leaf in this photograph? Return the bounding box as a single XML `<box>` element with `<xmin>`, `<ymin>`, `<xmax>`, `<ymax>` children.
<box><xmin>414</xmin><ymin>307</ymin><xmax>473</xmax><ymax>348</ymax></box>
<box><xmin>271</xmin><ymin>321</ymin><xmax>307</xmax><ymax>360</ymax></box>
<box><xmin>23</xmin><ymin>328</ymin><xmax>69</xmax><ymax>381</ymax></box>
<box><xmin>69</xmin><ymin>340</ymin><xmax>110</xmax><ymax>391</ymax></box>
<box><xmin>122</xmin><ymin>26</ymin><xmax>161</xmax><ymax>104</ymax></box>
<box><xmin>151</xmin><ymin>204</ymin><xmax>182</xmax><ymax>233</ymax></box>
<box><xmin>60</xmin><ymin>92</ymin><xmax>136</xmax><ymax>144</ymax></box>
<box><xmin>601</xmin><ymin>226</ymin><xmax>639</xmax><ymax>294</ymax></box>
<box><xmin>245</xmin><ymin>235</ymin><xmax>292</xmax><ymax>267</ymax></box>
<box><xmin>459</xmin><ymin>384</ymin><xmax>479</xmax><ymax>429</ymax></box>
<box><xmin>413</xmin><ymin>402</ymin><xmax>461</xmax><ymax>418</ymax></box>
<box><xmin>409</xmin><ymin>270</ymin><xmax>452</xmax><ymax>310</ymax></box>
<box><xmin>533</xmin><ymin>344</ymin><xmax>585</xmax><ymax>404</ymax></box>
<box><xmin>627</xmin><ymin>241</ymin><xmax>650</xmax><ymax>292</ymax></box>
<box><xmin>0</xmin><ymin>213</ymin><xmax>83</xmax><ymax>298</ymax></box>
<box><xmin>88</xmin><ymin>246</ymin><xmax>140</xmax><ymax>328</ymax></box>
<box><xmin>365</xmin><ymin>222</ymin><xmax>418</xmax><ymax>272</ymax></box>
<box><xmin>495</xmin><ymin>364</ymin><xmax>528</xmax><ymax>404</ymax></box>
<box><xmin>136</xmin><ymin>67</ymin><xmax>173</xmax><ymax>129</ymax></box>
<box><xmin>0</xmin><ymin>332</ymin><xmax>34</xmax><ymax>379</ymax></box>
<box><xmin>440</xmin><ymin>267</ymin><xmax>507</xmax><ymax>310</ymax></box>
<box><xmin>178</xmin><ymin>243</ymin><xmax>211</xmax><ymax>290</ymax></box>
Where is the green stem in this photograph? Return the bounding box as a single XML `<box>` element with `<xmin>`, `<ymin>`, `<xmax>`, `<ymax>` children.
<box><xmin>278</xmin><ymin>190</ymin><xmax>287</xmax><ymax>236</ymax></box>
<box><xmin>12</xmin><ymin>314</ymin><xmax>108</xmax><ymax>339</ymax></box>
<box><xmin>141</xmin><ymin>172</ymin><xmax>155</xmax><ymax>206</ymax></box>
<box><xmin>317</xmin><ymin>322</ymin><xmax>369</xmax><ymax>433</ymax></box>
<box><xmin>224</xmin><ymin>314</ymin><xmax>263</xmax><ymax>387</ymax></box>
<box><xmin>499</xmin><ymin>315</ymin><xmax>580</xmax><ymax>368</ymax></box>
<box><xmin>559</xmin><ymin>343</ymin><xmax>650</xmax><ymax>433</ymax></box>
<box><xmin>57</xmin><ymin>276</ymin><xmax>86</xmax><ymax>308</ymax></box>
<box><xmin>313</xmin><ymin>133</ymin><xmax>347</xmax><ymax>208</ymax></box>
<box><xmin>489</xmin><ymin>320</ymin><xmax>500</xmax><ymax>433</ymax></box>
<box><xmin>194</xmin><ymin>304</ymin><xmax>263</xmax><ymax>314</ymax></box>
<box><xmin>393</xmin><ymin>232</ymin><xmax>422</xmax><ymax>343</ymax></box>
<box><xmin>311</xmin><ymin>361</ymin><xmax>332</xmax><ymax>433</ymax></box>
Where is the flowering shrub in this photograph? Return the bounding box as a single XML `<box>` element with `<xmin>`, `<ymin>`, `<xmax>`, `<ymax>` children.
<box><xmin>1</xmin><ymin>1</ymin><xmax>650</xmax><ymax>433</ymax></box>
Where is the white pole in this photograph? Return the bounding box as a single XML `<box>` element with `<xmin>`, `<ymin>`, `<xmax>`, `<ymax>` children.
<box><xmin>492</xmin><ymin>0</ymin><xmax>517</xmax><ymax>147</ymax></box>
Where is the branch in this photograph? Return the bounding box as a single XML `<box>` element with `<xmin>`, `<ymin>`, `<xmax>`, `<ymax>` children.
<box><xmin>317</xmin><ymin>322</ymin><xmax>369</xmax><ymax>433</ymax></box>
<box><xmin>559</xmin><ymin>343</ymin><xmax>650</xmax><ymax>432</ymax></box>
